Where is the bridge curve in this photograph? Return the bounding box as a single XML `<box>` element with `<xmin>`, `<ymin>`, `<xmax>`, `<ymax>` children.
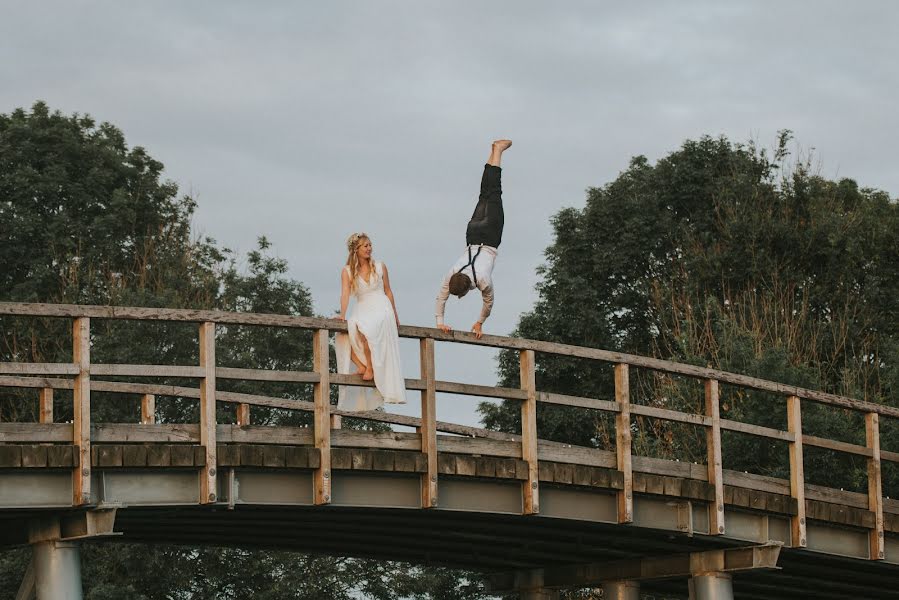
<box><xmin>2</xmin><ymin>302</ymin><xmax>899</xmax><ymax>599</ymax></box>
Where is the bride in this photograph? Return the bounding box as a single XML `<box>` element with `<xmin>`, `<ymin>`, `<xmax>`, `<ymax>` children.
<box><xmin>335</xmin><ymin>232</ymin><xmax>406</xmax><ymax>410</ymax></box>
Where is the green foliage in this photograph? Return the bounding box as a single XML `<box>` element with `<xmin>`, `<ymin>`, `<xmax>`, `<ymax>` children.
<box><xmin>484</xmin><ymin>132</ymin><xmax>899</xmax><ymax>490</ymax></box>
<box><xmin>78</xmin><ymin>545</ymin><xmax>488</xmax><ymax>600</ymax></box>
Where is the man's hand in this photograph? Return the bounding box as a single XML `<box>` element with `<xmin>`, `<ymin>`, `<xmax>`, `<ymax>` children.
<box><xmin>437</xmin><ymin>324</ymin><xmax>452</xmax><ymax>334</ymax></box>
<box><xmin>471</xmin><ymin>321</ymin><xmax>483</xmax><ymax>339</ymax></box>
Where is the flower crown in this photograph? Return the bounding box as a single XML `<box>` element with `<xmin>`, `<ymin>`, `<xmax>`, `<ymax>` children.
<box><xmin>346</xmin><ymin>232</ymin><xmax>368</xmax><ymax>253</ymax></box>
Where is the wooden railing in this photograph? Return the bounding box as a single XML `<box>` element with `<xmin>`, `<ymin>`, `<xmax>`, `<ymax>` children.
<box><xmin>0</xmin><ymin>302</ymin><xmax>896</xmax><ymax>560</ymax></box>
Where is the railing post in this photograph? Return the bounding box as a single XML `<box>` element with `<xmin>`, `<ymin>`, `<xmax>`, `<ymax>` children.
<box><xmin>615</xmin><ymin>363</ymin><xmax>633</xmax><ymax>524</ymax></box>
<box><xmin>199</xmin><ymin>322</ymin><xmax>217</xmax><ymax>504</ymax></box>
<box><xmin>72</xmin><ymin>317</ymin><xmax>91</xmax><ymax>505</ymax></box>
<box><xmin>39</xmin><ymin>388</ymin><xmax>53</xmax><ymax>424</ymax></box>
<box><xmin>786</xmin><ymin>395</ymin><xmax>806</xmax><ymax>548</ymax></box>
<box><xmin>236</xmin><ymin>403</ymin><xmax>250</xmax><ymax>427</ymax></box>
<box><xmin>520</xmin><ymin>349</ymin><xmax>539</xmax><ymax>515</ymax></box>
<box><xmin>705</xmin><ymin>379</ymin><xmax>725</xmax><ymax>535</ymax></box>
<box><xmin>140</xmin><ymin>394</ymin><xmax>155</xmax><ymax>425</ymax></box>
<box><xmin>313</xmin><ymin>329</ymin><xmax>331</xmax><ymax>505</ymax></box>
<box><xmin>420</xmin><ymin>338</ymin><xmax>438</xmax><ymax>508</ymax></box>
<box><xmin>866</xmin><ymin>412</ymin><xmax>885</xmax><ymax>560</ymax></box>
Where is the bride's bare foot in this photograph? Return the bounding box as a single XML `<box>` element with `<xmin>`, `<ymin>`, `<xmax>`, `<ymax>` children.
<box><xmin>362</xmin><ymin>367</ymin><xmax>374</xmax><ymax>381</ymax></box>
<box><xmin>492</xmin><ymin>139</ymin><xmax>512</xmax><ymax>151</ymax></box>
<box><xmin>354</xmin><ymin>364</ymin><xmax>366</xmax><ymax>376</ymax></box>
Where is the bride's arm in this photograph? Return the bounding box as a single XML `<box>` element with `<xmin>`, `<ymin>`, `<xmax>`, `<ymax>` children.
<box><xmin>339</xmin><ymin>268</ymin><xmax>351</xmax><ymax>319</ymax></box>
<box><xmin>381</xmin><ymin>263</ymin><xmax>400</xmax><ymax>326</ymax></box>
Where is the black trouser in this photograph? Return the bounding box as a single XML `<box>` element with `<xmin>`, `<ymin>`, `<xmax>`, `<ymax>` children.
<box><xmin>465</xmin><ymin>164</ymin><xmax>504</xmax><ymax>248</ymax></box>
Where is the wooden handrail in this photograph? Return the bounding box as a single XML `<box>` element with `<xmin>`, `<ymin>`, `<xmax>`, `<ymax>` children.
<box><xmin>1</xmin><ymin>301</ymin><xmax>893</xmax><ymax>417</ymax></box>
<box><xmin>0</xmin><ymin>301</ymin><xmax>895</xmax><ymax>561</ymax></box>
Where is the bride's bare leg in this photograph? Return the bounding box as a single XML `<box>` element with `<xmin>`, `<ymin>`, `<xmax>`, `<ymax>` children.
<box><xmin>350</xmin><ymin>347</ymin><xmax>366</xmax><ymax>375</ymax></box>
<box><xmin>357</xmin><ymin>331</ymin><xmax>375</xmax><ymax>381</ymax></box>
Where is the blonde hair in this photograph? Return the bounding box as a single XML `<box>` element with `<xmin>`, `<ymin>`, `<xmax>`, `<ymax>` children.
<box><xmin>345</xmin><ymin>232</ymin><xmax>376</xmax><ymax>292</ymax></box>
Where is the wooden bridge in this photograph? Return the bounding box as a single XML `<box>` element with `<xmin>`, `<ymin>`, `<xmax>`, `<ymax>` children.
<box><xmin>2</xmin><ymin>302</ymin><xmax>899</xmax><ymax>599</ymax></box>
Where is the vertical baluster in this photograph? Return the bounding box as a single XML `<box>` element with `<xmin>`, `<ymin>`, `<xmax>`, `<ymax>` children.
<box><xmin>520</xmin><ymin>349</ymin><xmax>539</xmax><ymax>515</ymax></box>
<box><xmin>705</xmin><ymin>379</ymin><xmax>724</xmax><ymax>535</ymax></box>
<box><xmin>420</xmin><ymin>338</ymin><xmax>438</xmax><ymax>508</ymax></box>
<box><xmin>615</xmin><ymin>363</ymin><xmax>633</xmax><ymax>524</ymax></box>
<box><xmin>72</xmin><ymin>318</ymin><xmax>90</xmax><ymax>505</ymax></box>
<box><xmin>199</xmin><ymin>322</ymin><xmax>217</xmax><ymax>504</ymax></box>
<box><xmin>787</xmin><ymin>395</ymin><xmax>806</xmax><ymax>547</ymax></box>
<box><xmin>141</xmin><ymin>394</ymin><xmax>155</xmax><ymax>425</ymax></box>
<box><xmin>236</xmin><ymin>403</ymin><xmax>250</xmax><ymax>427</ymax></box>
<box><xmin>39</xmin><ymin>388</ymin><xmax>53</xmax><ymax>424</ymax></box>
<box><xmin>866</xmin><ymin>412</ymin><xmax>885</xmax><ymax>560</ymax></box>
<box><xmin>313</xmin><ymin>329</ymin><xmax>331</xmax><ymax>505</ymax></box>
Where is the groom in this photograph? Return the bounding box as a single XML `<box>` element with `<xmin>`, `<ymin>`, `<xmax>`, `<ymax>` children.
<box><xmin>435</xmin><ymin>139</ymin><xmax>512</xmax><ymax>339</ymax></box>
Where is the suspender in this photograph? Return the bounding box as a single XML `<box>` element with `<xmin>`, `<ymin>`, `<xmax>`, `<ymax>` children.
<box><xmin>457</xmin><ymin>244</ymin><xmax>483</xmax><ymax>288</ymax></box>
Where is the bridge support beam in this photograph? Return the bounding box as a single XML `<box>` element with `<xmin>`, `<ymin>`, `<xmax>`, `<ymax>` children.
<box><xmin>602</xmin><ymin>580</ymin><xmax>640</xmax><ymax>600</ymax></box>
<box><xmin>488</xmin><ymin>543</ymin><xmax>779</xmax><ymax>597</ymax></box>
<box><xmin>689</xmin><ymin>572</ymin><xmax>733</xmax><ymax>600</ymax></box>
<box><xmin>19</xmin><ymin>509</ymin><xmax>118</xmax><ymax>600</ymax></box>
<box><xmin>30</xmin><ymin>540</ymin><xmax>83</xmax><ymax>600</ymax></box>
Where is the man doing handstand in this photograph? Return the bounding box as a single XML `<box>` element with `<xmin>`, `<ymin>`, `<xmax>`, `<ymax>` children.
<box><xmin>435</xmin><ymin>139</ymin><xmax>512</xmax><ymax>339</ymax></box>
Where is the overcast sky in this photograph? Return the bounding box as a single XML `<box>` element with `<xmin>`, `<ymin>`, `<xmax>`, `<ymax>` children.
<box><xmin>3</xmin><ymin>2</ymin><xmax>897</xmax><ymax>427</ymax></box>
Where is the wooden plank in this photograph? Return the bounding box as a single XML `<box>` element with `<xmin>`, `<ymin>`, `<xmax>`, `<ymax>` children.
<box><xmin>520</xmin><ymin>349</ymin><xmax>539</xmax><ymax>515</ymax></box>
<box><xmin>705</xmin><ymin>379</ymin><xmax>725</xmax><ymax>535</ymax></box>
<box><xmin>313</xmin><ymin>329</ymin><xmax>331</xmax><ymax>505</ymax></box>
<box><xmin>48</xmin><ymin>445</ymin><xmax>77</xmax><ymax>468</ymax></box>
<box><xmin>141</xmin><ymin>394</ymin><xmax>156</xmax><ymax>425</ymax></box>
<box><xmin>787</xmin><ymin>395</ymin><xmax>807</xmax><ymax>548</ymax></box>
<box><xmin>538</xmin><ymin>391</ymin><xmax>619</xmax><ymax>413</ymax></box>
<box><xmin>215</xmin><ymin>367</ymin><xmax>319</xmax><ymax>383</ymax></box>
<box><xmin>867</xmin><ymin>412</ymin><xmax>885</xmax><ymax>560</ymax></box>
<box><xmin>419</xmin><ymin>338</ymin><xmax>438</xmax><ymax>508</ymax></box>
<box><xmin>72</xmin><ymin>317</ymin><xmax>91</xmax><ymax>505</ymax></box>
<box><xmin>39</xmin><ymin>388</ymin><xmax>53</xmax><ymax>424</ymax></box>
<box><xmin>122</xmin><ymin>445</ymin><xmax>148</xmax><ymax>467</ymax></box>
<box><xmin>92</xmin><ymin>423</ymin><xmax>198</xmax><ymax>443</ymax></box>
<box><xmin>94</xmin><ymin>445</ymin><xmax>123</xmax><ymax>467</ymax></box>
<box><xmin>615</xmin><ymin>363</ymin><xmax>633</xmax><ymax>523</ymax></box>
<box><xmin>437</xmin><ymin>436</ymin><xmax>521</xmax><ymax>458</ymax></box>
<box><xmin>198</xmin><ymin>322</ymin><xmax>217</xmax><ymax>503</ymax></box>
<box><xmin>0</xmin><ymin>362</ymin><xmax>79</xmax><ymax>376</ymax></box>
<box><xmin>538</xmin><ymin>443</ymin><xmax>616</xmax><ymax>468</ymax></box>
<box><xmin>435</xmin><ymin>380</ymin><xmax>527</xmax><ymax>401</ymax></box>
<box><xmin>882</xmin><ymin>449</ymin><xmax>899</xmax><ymax>464</ymax></box>
<box><xmin>21</xmin><ymin>445</ymin><xmax>48</xmax><ymax>468</ymax></box>
<box><xmin>147</xmin><ymin>445</ymin><xmax>172</xmax><ymax>466</ymax></box>
<box><xmin>719</xmin><ymin>419</ymin><xmax>794</xmax><ymax>441</ymax></box>
<box><xmin>630</xmin><ymin>404</ymin><xmax>712</xmax><ymax>427</ymax></box>
<box><xmin>803</xmin><ymin>434</ymin><xmax>873</xmax><ymax>457</ymax></box>
<box><xmin>90</xmin><ymin>364</ymin><xmax>205</xmax><ymax>378</ymax></box>
<box><xmin>635</xmin><ymin>456</ymin><xmax>708</xmax><ymax>481</ymax></box>
<box><xmin>0</xmin><ymin>445</ymin><xmax>22</xmax><ymax>467</ymax></box>
<box><xmin>0</xmin><ymin>423</ymin><xmax>73</xmax><ymax>443</ymax></box>
<box><xmin>331</xmin><ymin>373</ymin><xmax>425</xmax><ymax>392</ymax></box>
<box><xmin>0</xmin><ymin>375</ymin><xmax>73</xmax><ymax>390</ymax></box>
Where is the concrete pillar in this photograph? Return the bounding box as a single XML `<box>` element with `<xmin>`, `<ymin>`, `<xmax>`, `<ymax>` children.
<box><xmin>32</xmin><ymin>540</ymin><xmax>83</xmax><ymax>600</ymax></box>
<box><xmin>602</xmin><ymin>580</ymin><xmax>641</xmax><ymax>600</ymax></box>
<box><xmin>689</xmin><ymin>572</ymin><xmax>733</xmax><ymax>600</ymax></box>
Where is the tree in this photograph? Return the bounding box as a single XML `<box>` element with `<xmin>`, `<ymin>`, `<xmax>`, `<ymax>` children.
<box><xmin>483</xmin><ymin>133</ymin><xmax>899</xmax><ymax>492</ymax></box>
<box><xmin>0</xmin><ymin>103</ymin><xmax>486</xmax><ymax>600</ymax></box>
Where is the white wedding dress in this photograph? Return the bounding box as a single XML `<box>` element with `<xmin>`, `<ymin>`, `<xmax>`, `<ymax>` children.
<box><xmin>335</xmin><ymin>262</ymin><xmax>406</xmax><ymax>410</ymax></box>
